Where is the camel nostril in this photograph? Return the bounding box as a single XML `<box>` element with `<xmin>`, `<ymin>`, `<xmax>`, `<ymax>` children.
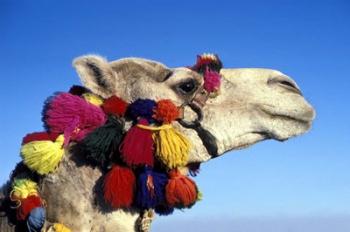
<box><xmin>268</xmin><ymin>76</ymin><xmax>303</xmax><ymax>95</ymax></box>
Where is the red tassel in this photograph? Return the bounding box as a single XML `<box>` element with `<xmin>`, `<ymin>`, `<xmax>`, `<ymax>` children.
<box><xmin>16</xmin><ymin>195</ymin><xmax>43</xmax><ymax>221</ymax></box>
<box><xmin>165</xmin><ymin>169</ymin><xmax>198</xmax><ymax>208</ymax></box>
<box><xmin>22</xmin><ymin>132</ymin><xmax>59</xmax><ymax>145</ymax></box>
<box><xmin>103</xmin><ymin>165</ymin><xmax>136</xmax><ymax>208</ymax></box>
<box><xmin>120</xmin><ymin>119</ymin><xmax>154</xmax><ymax>167</ymax></box>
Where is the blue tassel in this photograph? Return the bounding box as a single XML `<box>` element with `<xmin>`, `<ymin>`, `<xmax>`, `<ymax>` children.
<box><xmin>155</xmin><ymin>204</ymin><xmax>174</xmax><ymax>216</ymax></box>
<box><xmin>136</xmin><ymin>167</ymin><xmax>168</xmax><ymax>209</ymax></box>
<box><xmin>26</xmin><ymin>207</ymin><xmax>46</xmax><ymax>232</ymax></box>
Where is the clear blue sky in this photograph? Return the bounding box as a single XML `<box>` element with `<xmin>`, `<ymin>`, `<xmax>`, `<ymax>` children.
<box><xmin>1</xmin><ymin>1</ymin><xmax>349</xmax><ymax>231</ymax></box>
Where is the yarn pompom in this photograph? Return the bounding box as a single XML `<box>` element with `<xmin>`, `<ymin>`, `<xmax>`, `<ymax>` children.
<box><xmin>191</xmin><ymin>53</ymin><xmax>223</xmax><ymax>73</ymax></box>
<box><xmin>136</xmin><ymin>167</ymin><xmax>168</xmax><ymax>209</ymax></box>
<box><xmin>68</xmin><ymin>85</ymin><xmax>89</xmax><ymax>96</ymax></box>
<box><xmin>165</xmin><ymin>169</ymin><xmax>198</xmax><ymax>208</ymax></box>
<box><xmin>102</xmin><ymin>96</ymin><xmax>128</xmax><ymax>117</ymax></box>
<box><xmin>153</xmin><ymin>99</ymin><xmax>180</xmax><ymax>124</ymax></box>
<box><xmin>82</xmin><ymin>93</ymin><xmax>104</xmax><ymax>106</ymax></box>
<box><xmin>50</xmin><ymin>223</ymin><xmax>72</xmax><ymax>232</ymax></box>
<box><xmin>203</xmin><ymin>68</ymin><xmax>221</xmax><ymax>93</ymax></box>
<box><xmin>26</xmin><ymin>207</ymin><xmax>46</xmax><ymax>232</ymax></box>
<box><xmin>155</xmin><ymin>204</ymin><xmax>174</xmax><ymax>216</ymax></box>
<box><xmin>103</xmin><ymin>165</ymin><xmax>136</xmax><ymax>208</ymax></box>
<box><xmin>79</xmin><ymin>116</ymin><xmax>125</xmax><ymax>166</ymax></box>
<box><xmin>128</xmin><ymin>99</ymin><xmax>156</xmax><ymax>122</ymax></box>
<box><xmin>11</xmin><ymin>179</ymin><xmax>38</xmax><ymax>200</ymax></box>
<box><xmin>20</xmin><ymin>135</ymin><xmax>65</xmax><ymax>175</ymax></box>
<box><xmin>151</xmin><ymin>125</ymin><xmax>190</xmax><ymax>169</ymax></box>
<box><xmin>22</xmin><ymin>132</ymin><xmax>59</xmax><ymax>145</ymax></box>
<box><xmin>17</xmin><ymin>195</ymin><xmax>43</xmax><ymax>221</ymax></box>
<box><xmin>120</xmin><ymin>119</ymin><xmax>154</xmax><ymax>167</ymax></box>
<box><xmin>43</xmin><ymin>93</ymin><xmax>106</xmax><ymax>146</ymax></box>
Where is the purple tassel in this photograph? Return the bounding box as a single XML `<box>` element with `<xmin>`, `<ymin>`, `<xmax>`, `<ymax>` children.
<box><xmin>136</xmin><ymin>167</ymin><xmax>168</xmax><ymax>209</ymax></box>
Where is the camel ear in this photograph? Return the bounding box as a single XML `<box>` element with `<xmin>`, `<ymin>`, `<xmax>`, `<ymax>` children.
<box><xmin>73</xmin><ymin>55</ymin><xmax>116</xmax><ymax>98</ymax></box>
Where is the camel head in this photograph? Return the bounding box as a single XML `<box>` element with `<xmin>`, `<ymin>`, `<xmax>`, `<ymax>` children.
<box><xmin>74</xmin><ymin>55</ymin><xmax>315</xmax><ymax>164</ymax></box>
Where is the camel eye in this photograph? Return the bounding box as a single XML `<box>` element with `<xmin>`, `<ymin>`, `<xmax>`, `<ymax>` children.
<box><xmin>177</xmin><ymin>79</ymin><xmax>198</xmax><ymax>95</ymax></box>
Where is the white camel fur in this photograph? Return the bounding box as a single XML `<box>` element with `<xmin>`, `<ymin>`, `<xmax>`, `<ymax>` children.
<box><xmin>0</xmin><ymin>55</ymin><xmax>315</xmax><ymax>232</ymax></box>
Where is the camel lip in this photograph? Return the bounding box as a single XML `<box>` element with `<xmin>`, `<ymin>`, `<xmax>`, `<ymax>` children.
<box><xmin>260</xmin><ymin>107</ymin><xmax>315</xmax><ymax>125</ymax></box>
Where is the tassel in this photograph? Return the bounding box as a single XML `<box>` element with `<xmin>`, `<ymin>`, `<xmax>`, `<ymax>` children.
<box><xmin>102</xmin><ymin>96</ymin><xmax>128</xmax><ymax>117</ymax></box>
<box><xmin>22</xmin><ymin>132</ymin><xmax>59</xmax><ymax>145</ymax></box>
<box><xmin>26</xmin><ymin>207</ymin><xmax>46</xmax><ymax>232</ymax></box>
<box><xmin>68</xmin><ymin>85</ymin><xmax>89</xmax><ymax>96</ymax></box>
<box><xmin>17</xmin><ymin>195</ymin><xmax>43</xmax><ymax>221</ymax></box>
<box><xmin>120</xmin><ymin>119</ymin><xmax>154</xmax><ymax>167</ymax></box>
<box><xmin>138</xmin><ymin>124</ymin><xmax>190</xmax><ymax>169</ymax></box>
<box><xmin>103</xmin><ymin>165</ymin><xmax>135</xmax><ymax>208</ymax></box>
<box><xmin>50</xmin><ymin>223</ymin><xmax>72</xmax><ymax>232</ymax></box>
<box><xmin>82</xmin><ymin>93</ymin><xmax>104</xmax><ymax>106</ymax></box>
<box><xmin>153</xmin><ymin>99</ymin><xmax>180</xmax><ymax>124</ymax></box>
<box><xmin>136</xmin><ymin>167</ymin><xmax>168</xmax><ymax>209</ymax></box>
<box><xmin>128</xmin><ymin>99</ymin><xmax>156</xmax><ymax>122</ymax></box>
<box><xmin>203</xmin><ymin>68</ymin><xmax>221</xmax><ymax>94</ymax></box>
<box><xmin>20</xmin><ymin>135</ymin><xmax>65</xmax><ymax>175</ymax></box>
<box><xmin>43</xmin><ymin>93</ymin><xmax>106</xmax><ymax>146</ymax></box>
<box><xmin>165</xmin><ymin>169</ymin><xmax>198</xmax><ymax>208</ymax></box>
<box><xmin>155</xmin><ymin>204</ymin><xmax>174</xmax><ymax>216</ymax></box>
<box><xmin>11</xmin><ymin>179</ymin><xmax>38</xmax><ymax>200</ymax></box>
<box><xmin>79</xmin><ymin>116</ymin><xmax>124</xmax><ymax>166</ymax></box>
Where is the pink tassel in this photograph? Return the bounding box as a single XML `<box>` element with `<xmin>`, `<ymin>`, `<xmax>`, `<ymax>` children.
<box><xmin>44</xmin><ymin>93</ymin><xmax>106</xmax><ymax>146</ymax></box>
<box><xmin>203</xmin><ymin>68</ymin><xmax>221</xmax><ymax>93</ymax></box>
<box><xmin>120</xmin><ymin>119</ymin><xmax>154</xmax><ymax>167</ymax></box>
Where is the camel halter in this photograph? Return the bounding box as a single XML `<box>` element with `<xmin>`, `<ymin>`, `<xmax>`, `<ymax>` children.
<box><xmin>4</xmin><ymin>53</ymin><xmax>223</xmax><ymax>232</ymax></box>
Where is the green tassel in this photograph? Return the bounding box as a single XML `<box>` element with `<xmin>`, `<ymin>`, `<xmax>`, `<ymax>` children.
<box><xmin>79</xmin><ymin>116</ymin><xmax>125</xmax><ymax>166</ymax></box>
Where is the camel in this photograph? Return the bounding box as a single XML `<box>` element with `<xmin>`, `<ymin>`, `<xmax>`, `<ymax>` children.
<box><xmin>0</xmin><ymin>55</ymin><xmax>315</xmax><ymax>232</ymax></box>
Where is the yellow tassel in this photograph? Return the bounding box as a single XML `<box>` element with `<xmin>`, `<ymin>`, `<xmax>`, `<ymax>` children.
<box><xmin>20</xmin><ymin>135</ymin><xmax>65</xmax><ymax>175</ymax></box>
<box><xmin>11</xmin><ymin>179</ymin><xmax>38</xmax><ymax>200</ymax></box>
<box><xmin>82</xmin><ymin>93</ymin><xmax>104</xmax><ymax>106</ymax></box>
<box><xmin>48</xmin><ymin>223</ymin><xmax>71</xmax><ymax>232</ymax></box>
<box><xmin>137</xmin><ymin>124</ymin><xmax>191</xmax><ymax>169</ymax></box>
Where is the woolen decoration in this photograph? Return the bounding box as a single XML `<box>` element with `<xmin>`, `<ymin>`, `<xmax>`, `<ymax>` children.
<box><xmin>136</xmin><ymin>167</ymin><xmax>168</xmax><ymax>209</ymax></box>
<box><xmin>138</xmin><ymin>124</ymin><xmax>190</xmax><ymax>169</ymax></box>
<box><xmin>103</xmin><ymin>165</ymin><xmax>136</xmax><ymax>208</ymax></box>
<box><xmin>17</xmin><ymin>195</ymin><xmax>42</xmax><ymax>221</ymax></box>
<box><xmin>68</xmin><ymin>85</ymin><xmax>89</xmax><ymax>96</ymax></box>
<box><xmin>22</xmin><ymin>132</ymin><xmax>60</xmax><ymax>145</ymax></box>
<box><xmin>82</xmin><ymin>93</ymin><xmax>104</xmax><ymax>106</ymax></box>
<box><xmin>128</xmin><ymin>99</ymin><xmax>156</xmax><ymax>122</ymax></box>
<box><xmin>80</xmin><ymin>116</ymin><xmax>124</xmax><ymax>166</ymax></box>
<box><xmin>120</xmin><ymin>119</ymin><xmax>154</xmax><ymax>167</ymax></box>
<box><xmin>203</xmin><ymin>68</ymin><xmax>221</xmax><ymax>93</ymax></box>
<box><xmin>26</xmin><ymin>207</ymin><xmax>46</xmax><ymax>232</ymax></box>
<box><xmin>165</xmin><ymin>169</ymin><xmax>198</xmax><ymax>208</ymax></box>
<box><xmin>43</xmin><ymin>93</ymin><xmax>106</xmax><ymax>146</ymax></box>
<box><xmin>51</xmin><ymin>223</ymin><xmax>72</xmax><ymax>232</ymax></box>
<box><xmin>153</xmin><ymin>99</ymin><xmax>179</xmax><ymax>124</ymax></box>
<box><xmin>20</xmin><ymin>135</ymin><xmax>65</xmax><ymax>175</ymax></box>
<box><xmin>11</xmin><ymin>179</ymin><xmax>38</xmax><ymax>200</ymax></box>
<box><xmin>102</xmin><ymin>96</ymin><xmax>128</xmax><ymax>117</ymax></box>
<box><xmin>155</xmin><ymin>204</ymin><xmax>174</xmax><ymax>216</ymax></box>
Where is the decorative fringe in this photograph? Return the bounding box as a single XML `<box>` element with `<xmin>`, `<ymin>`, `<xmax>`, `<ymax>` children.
<box><xmin>153</xmin><ymin>99</ymin><xmax>179</xmax><ymax>124</ymax></box>
<box><xmin>20</xmin><ymin>135</ymin><xmax>65</xmax><ymax>175</ymax></box>
<box><xmin>43</xmin><ymin>93</ymin><xmax>106</xmax><ymax>146</ymax></box>
<box><xmin>120</xmin><ymin>119</ymin><xmax>154</xmax><ymax>167</ymax></box>
<box><xmin>103</xmin><ymin>165</ymin><xmax>135</xmax><ymax>208</ymax></box>
<box><xmin>50</xmin><ymin>223</ymin><xmax>72</xmax><ymax>232</ymax></box>
<box><xmin>79</xmin><ymin>116</ymin><xmax>124</xmax><ymax>166</ymax></box>
<box><xmin>68</xmin><ymin>85</ymin><xmax>89</xmax><ymax>96</ymax></box>
<box><xmin>128</xmin><ymin>99</ymin><xmax>156</xmax><ymax>122</ymax></box>
<box><xmin>138</xmin><ymin>124</ymin><xmax>190</xmax><ymax>169</ymax></box>
<box><xmin>22</xmin><ymin>132</ymin><xmax>59</xmax><ymax>145</ymax></box>
<box><xmin>11</xmin><ymin>179</ymin><xmax>38</xmax><ymax>200</ymax></box>
<box><xmin>203</xmin><ymin>68</ymin><xmax>221</xmax><ymax>93</ymax></box>
<box><xmin>82</xmin><ymin>93</ymin><xmax>104</xmax><ymax>106</ymax></box>
<box><xmin>17</xmin><ymin>195</ymin><xmax>43</xmax><ymax>221</ymax></box>
<box><xmin>26</xmin><ymin>207</ymin><xmax>46</xmax><ymax>232</ymax></box>
<box><xmin>136</xmin><ymin>167</ymin><xmax>168</xmax><ymax>209</ymax></box>
<box><xmin>165</xmin><ymin>169</ymin><xmax>198</xmax><ymax>208</ymax></box>
<box><xmin>102</xmin><ymin>96</ymin><xmax>128</xmax><ymax>117</ymax></box>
